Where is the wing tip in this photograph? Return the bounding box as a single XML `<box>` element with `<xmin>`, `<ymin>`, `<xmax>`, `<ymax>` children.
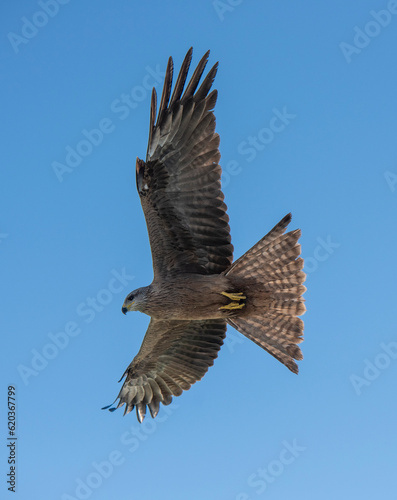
<box><xmin>103</xmin><ymin>397</ymin><xmax>164</xmax><ymax>423</ymax></box>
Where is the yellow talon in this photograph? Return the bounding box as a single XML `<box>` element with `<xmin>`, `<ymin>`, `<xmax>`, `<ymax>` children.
<box><xmin>219</xmin><ymin>291</ymin><xmax>246</xmax><ymax>311</ymax></box>
<box><xmin>219</xmin><ymin>302</ymin><xmax>245</xmax><ymax>311</ymax></box>
<box><xmin>221</xmin><ymin>291</ymin><xmax>246</xmax><ymax>301</ymax></box>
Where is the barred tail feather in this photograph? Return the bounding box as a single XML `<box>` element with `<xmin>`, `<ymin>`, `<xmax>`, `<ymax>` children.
<box><xmin>226</xmin><ymin>213</ymin><xmax>306</xmax><ymax>374</ymax></box>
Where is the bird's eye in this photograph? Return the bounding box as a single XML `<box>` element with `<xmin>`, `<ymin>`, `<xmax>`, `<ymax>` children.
<box><xmin>128</xmin><ymin>294</ymin><xmax>134</xmax><ymax>301</ymax></box>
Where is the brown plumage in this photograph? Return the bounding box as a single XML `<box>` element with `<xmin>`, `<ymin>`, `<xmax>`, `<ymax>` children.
<box><xmin>103</xmin><ymin>48</ymin><xmax>306</xmax><ymax>423</ymax></box>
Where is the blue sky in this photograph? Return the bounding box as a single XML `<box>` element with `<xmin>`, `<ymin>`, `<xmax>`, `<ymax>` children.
<box><xmin>1</xmin><ymin>1</ymin><xmax>397</xmax><ymax>499</ymax></box>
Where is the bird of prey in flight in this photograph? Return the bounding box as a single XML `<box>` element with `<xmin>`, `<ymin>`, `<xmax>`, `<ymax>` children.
<box><xmin>103</xmin><ymin>48</ymin><xmax>306</xmax><ymax>422</ymax></box>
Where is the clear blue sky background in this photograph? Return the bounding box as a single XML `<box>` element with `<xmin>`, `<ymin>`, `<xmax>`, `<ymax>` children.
<box><xmin>1</xmin><ymin>1</ymin><xmax>397</xmax><ymax>499</ymax></box>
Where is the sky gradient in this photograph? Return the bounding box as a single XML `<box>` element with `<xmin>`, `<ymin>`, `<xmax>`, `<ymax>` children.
<box><xmin>2</xmin><ymin>1</ymin><xmax>397</xmax><ymax>499</ymax></box>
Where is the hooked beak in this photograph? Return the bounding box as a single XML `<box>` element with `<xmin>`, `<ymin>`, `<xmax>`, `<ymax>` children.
<box><xmin>121</xmin><ymin>301</ymin><xmax>134</xmax><ymax>315</ymax></box>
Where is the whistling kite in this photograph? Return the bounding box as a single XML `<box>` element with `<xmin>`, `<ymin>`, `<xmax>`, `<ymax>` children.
<box><xmin>103</xmin><ymin>48</ymin><xmax>306</xmax><ymax>422</ymax></box>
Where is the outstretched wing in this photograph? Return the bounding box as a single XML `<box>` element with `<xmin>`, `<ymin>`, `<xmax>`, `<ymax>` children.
<box><xmin>136</xmin><ymin>48</ymin><xmax>233</xmax><ymax>278</ymax></box>
<box><xmin>105</xmin><ymin>318</ymin><xmax>226</xmax><ymax>422</ymax></box>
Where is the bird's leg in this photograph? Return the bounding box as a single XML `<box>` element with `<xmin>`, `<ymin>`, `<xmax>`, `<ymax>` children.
<box><xmin>221</xmin><ymin>291</ymin><xmax>246</xmax><ymax>301</ymax></box>
<box><xmin>219</xmin><ymin>302</ymin><xmax>245</xmax><ymax>311</ymax></box>
<box><xmin>219</xmin><ymin>291</ymin><xmax>246</xmax><ymax>311</ymax></box>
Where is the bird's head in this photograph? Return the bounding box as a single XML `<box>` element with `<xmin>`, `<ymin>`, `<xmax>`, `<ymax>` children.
<box><xmin>121</xmin><ymin>287</ymin><xmax>147</xmax><ymax>315</ymax></box>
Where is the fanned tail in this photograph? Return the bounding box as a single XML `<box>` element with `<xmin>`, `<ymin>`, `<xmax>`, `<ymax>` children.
<box><xmin>225</xmin><ymin>213</ymin><xmax>306</xmax><ymax>374</ymax></box>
